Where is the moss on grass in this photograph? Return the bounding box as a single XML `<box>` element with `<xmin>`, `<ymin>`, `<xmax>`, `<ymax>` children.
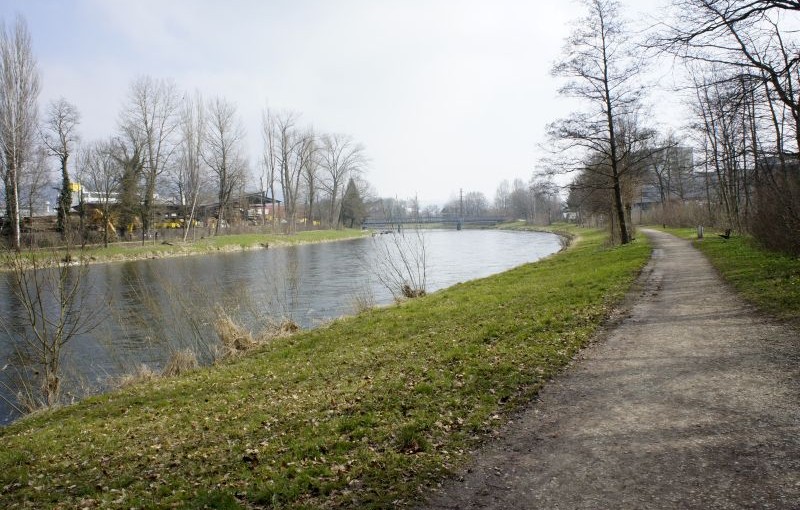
<box><xmin>0</xmin><ymin>228</ymin><xmax>651</xmax><ymax>509</ymax></box>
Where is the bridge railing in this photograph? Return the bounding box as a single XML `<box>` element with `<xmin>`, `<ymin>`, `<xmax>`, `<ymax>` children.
<box><xmin>362</xmin><ymin>216</ymin><xmax>507</xmax><ymax>227</ymax></box>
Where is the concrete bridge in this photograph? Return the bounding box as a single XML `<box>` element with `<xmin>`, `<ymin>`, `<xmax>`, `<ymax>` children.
<box><xmin>362</xmin><ymin>216</ymin><xmax>507</xmax><ymax>230</ymax></box>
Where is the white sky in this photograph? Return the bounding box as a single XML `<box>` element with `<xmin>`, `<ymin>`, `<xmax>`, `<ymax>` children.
<box><xmin>1</xmin><ymin>0</ymin><xmax>679</xmax><ymax>205</ymax></box>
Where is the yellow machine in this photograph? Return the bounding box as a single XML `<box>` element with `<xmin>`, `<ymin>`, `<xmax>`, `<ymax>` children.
<box><xmin>89</xmin><ymin>208</ymin><xmax>118</xmax><ymax>240</ymax></box>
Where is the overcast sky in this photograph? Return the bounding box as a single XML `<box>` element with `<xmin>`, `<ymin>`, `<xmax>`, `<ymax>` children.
<box><xmin>1</xmin><ymin>0</ymin><xmax>678</xmax><ymax>205</ymax></box>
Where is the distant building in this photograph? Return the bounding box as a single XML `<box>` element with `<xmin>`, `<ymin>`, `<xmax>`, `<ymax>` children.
<box><xmin>631</xmin><ymin>146</ymin><xmax>706</xmax><ymax>214</ymax></box>
<box><xmin>199</xmin><ymin>190</ymin><xmax>282</xmax><ymax>224</ymax></box>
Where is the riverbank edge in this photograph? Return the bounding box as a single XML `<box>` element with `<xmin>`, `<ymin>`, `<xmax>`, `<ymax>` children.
<box><xmin>0</xmin><ymin>227</ymin><xmax>652</xmax><ymax>509</ymax></box>
<box><xmin>0</xmin><ymin>229</ymin><xmax>370</xmax><ymax>271</ymax></box>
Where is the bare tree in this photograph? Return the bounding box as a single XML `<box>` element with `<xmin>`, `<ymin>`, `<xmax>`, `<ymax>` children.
<box><xmin>530</xmin><ymin>176</ymin><xmax>562</xmax><ymax>225</ymax></box>
<box><xmin>509</xmin><ymin>178</ymin><xmax>533</xmax><ymax>221</ymax></box>
<box><xmin>203</xmin><ymin>96</ymin><xmax>246</xmax><ymax>235</ymax></box>
<box><xmin>567</xmin><ymin>166</ymin><xmax>616</xmax><ymax>226</ymax></box>
<box><xmin>82</xmin><ymin>140</ymin><xmax>120</xmax><ymax>247</ymax></box>
<box><xmin>42</xmin><ymin>98</ymin><xmax>80</xmax><ymax>238</ymax></box>
<box><xmin>655</xmin><ymin>1</ymin><xmax>800</xmax><ymax>252</ymax></box>
<box><xmin>273</xmin><ymin>111</ymin><xmax>307</xmax><ymax>233</ymax></box>
<box><xmin>18</xmin><ymin>145</ymin><xmax>51</xmax><ymax>247</ymax></box>
<box><xmin>372</xmin><ymin>228</ymin><xmax>428</xmax><ymax>300</ymax></box>
<box><xmin>119</xmin><ymin>76</ymin><xmax>179</xmax><ymax>238</ymax></box>
<box><xmin>0</xmin><ymin>15</ymin><xmax>40</xmax><ymax>251</ymax></box>
<box><xmin>175</xmin><ymin>91</ymin><xmax>207</xmax><ymax>241</ymax></box>
<box><xmin>290</xmin><ymin>130</ymin><xmax>316</xmax><ymax>233</ymax></box>
<box><xmin>302</xmin><ymin>138</ymin><xmax>320</xmax><ymax>228</ymax></box>
<box><xmin>2</xmin><ymin>250</ymin><xmax>103</xmax><ymax>411</ymax></box>
<box><xmin>548</xmin><ymin>0</ymin><xmax>647</xmax><ymax>244</ymax></box>
<box><xmin>319</xmin><ymin>133</ymin><xmax>366</xmax><ymax>228</ymax></box>
<box><xmin>494</xmin><ymin>180</ymin><xmax>511</xmax><ymax>218</ymax></box>
<box><xmin>655</xmin><ymin>0</ymin><xmax>800</xmax><ymax>151</ymax></box>
<box><xmin>262</xmin><ymin>108</ymin><xmax>281</xmax><ymax>231</ymax></box>
<box><xmin>445</xmin><ymin>191</ymin><xmax>489</xmax><ymax>217</ymax></box>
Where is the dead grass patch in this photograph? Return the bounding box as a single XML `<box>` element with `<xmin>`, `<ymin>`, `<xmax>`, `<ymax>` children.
<box><xmin>161</xmin><ymin>349</ymin><xmax>198</xmax><ymax>377</ymax></box>
<box><xmin>115</xmin><ymin>364</ymin><xmax>158</xmax><ymax>388</ymax></box>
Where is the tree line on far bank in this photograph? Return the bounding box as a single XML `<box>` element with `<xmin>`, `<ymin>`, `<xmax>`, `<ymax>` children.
<box><xmin>0</xmin><ymin>16</ymin><xmax>369</xmax><ymax>251</ymax></box>
<box><xmin>2</xmin><ymin>1</ymin><xmax>799</xmax><ymax>257</ymax></box>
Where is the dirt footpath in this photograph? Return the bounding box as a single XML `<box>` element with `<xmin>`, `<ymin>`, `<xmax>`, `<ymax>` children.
<box><xmin>421</xmin><ymin>229</ymin><xmax>800</xmax><ymax>509</ymax></box>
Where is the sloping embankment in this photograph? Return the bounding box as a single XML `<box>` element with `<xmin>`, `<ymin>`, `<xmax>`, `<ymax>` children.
<box><xmin>0</xmin><ymin>228</ymin><xmax>650</xmax><ymax>509</ymax></box>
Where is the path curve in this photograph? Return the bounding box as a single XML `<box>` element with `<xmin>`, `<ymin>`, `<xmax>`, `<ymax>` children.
<box><xmin>421</xmin><ymin>229</ymin><xmax>800</xmax><ymax>509</ymax></box>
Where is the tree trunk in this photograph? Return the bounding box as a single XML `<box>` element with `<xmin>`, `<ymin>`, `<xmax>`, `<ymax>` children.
<box><xmin>57</xmin><ymin>155</ymin><xmax>71</xmax><ymax>238</ymax></box>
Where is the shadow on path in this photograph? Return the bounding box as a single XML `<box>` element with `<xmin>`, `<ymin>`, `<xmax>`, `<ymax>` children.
<box><xmin>420</xmin><ymin>230</ymin><xmax>800</xmax><ymax>509</ymax></box>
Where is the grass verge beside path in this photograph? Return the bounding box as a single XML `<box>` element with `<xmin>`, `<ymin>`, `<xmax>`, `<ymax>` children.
<box><xmin>655</xmin><ymin>227</ymin><xmax>799</xmax><ymax>321</ymax></box>
<box><xmin>0</xmin><ymin>228</ymin><xmax>650</xmax><ymax>509</ymax></box>
<box><xmin>2</xmin><ymin>229</ymin><xmax>367</xmax><ymax>269</ymax></box>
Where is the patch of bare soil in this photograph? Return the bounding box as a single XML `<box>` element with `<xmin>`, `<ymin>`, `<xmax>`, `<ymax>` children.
<box><xmin>420</xmin><ymin>229</ymin><xmax>800</xmax><ymax>509</ymax></box>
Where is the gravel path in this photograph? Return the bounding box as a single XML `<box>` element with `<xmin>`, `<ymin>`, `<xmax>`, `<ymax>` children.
<box><xmin>421</xmin><ymin>229</ymin><xmax>800</xmax><ymax>509</ymax></box>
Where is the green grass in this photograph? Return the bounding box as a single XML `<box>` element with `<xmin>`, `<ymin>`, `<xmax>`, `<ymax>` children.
<box><xmin>2</xmin><ymin>229</ymin><xmax>367</xmax><ymax>269</ymax></box>
<box><xmin>654</xmin><ymin>227</ymin><xmax>800</xmax><ymax>321</ymax></box>
<box><xmin>0</xmin><ymin>228</ymin><xmax>651</xmax><ymax>509</ymax></box>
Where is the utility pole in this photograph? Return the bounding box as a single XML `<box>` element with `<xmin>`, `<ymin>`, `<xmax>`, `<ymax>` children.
<box><xmin>458</xmin><ymin>188</ymin><xmax>464</xmax><ymax>231</ymax></box>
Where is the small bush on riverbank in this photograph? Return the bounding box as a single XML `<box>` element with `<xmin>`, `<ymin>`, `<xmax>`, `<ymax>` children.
<box><xmin>0</xmin><ymin>228</ymin><xmax>650</xmax><ymax>509</ymax></box>
<box><xmin>214</xmin><ymin>311</ymin><xmax>257</xmax><ymax>358</ymax></box>
<box><xmin>114</xmin><ymin>351</ymin><xmax>198</xmax><ymax>390</ymax></box>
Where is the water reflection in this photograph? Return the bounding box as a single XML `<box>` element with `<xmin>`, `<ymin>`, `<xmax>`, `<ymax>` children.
<box><xmin>0</xmin><ymin>230</ymin><xmax>560</xmax><ymax>424</ymax></box>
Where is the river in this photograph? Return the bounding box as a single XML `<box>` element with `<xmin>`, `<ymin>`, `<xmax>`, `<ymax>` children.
<box><xmin>0</xmin><ymin>229</ymin><xmax>560</xmax><ymax>425</ymax></box>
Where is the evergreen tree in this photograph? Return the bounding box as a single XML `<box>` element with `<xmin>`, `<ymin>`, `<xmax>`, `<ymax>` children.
<box><xmin>339</xmin><ymin>178</ymin><xmax>366</xmax><ymax>228</ymax></box>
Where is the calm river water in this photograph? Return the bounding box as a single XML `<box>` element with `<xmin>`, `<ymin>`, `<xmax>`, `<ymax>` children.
<box><xmin>0</xmin><ymin>229</ymin><xmax>560</xmax><ymax>425</ymax></box>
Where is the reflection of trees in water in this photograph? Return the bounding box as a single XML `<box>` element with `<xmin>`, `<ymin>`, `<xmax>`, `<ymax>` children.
<box><xmin>111</xmin><ymin>262</ymin><xmax>250</xmax><ymax>370</ymax></box>
<box><xmin>0</xmin><ymin>231</ymin><xmax>561</xmax><ymax>424</ymax></box>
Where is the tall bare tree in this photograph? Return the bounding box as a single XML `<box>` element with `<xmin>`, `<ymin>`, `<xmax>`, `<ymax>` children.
<box><xmin>82</xmin><ymin>140</ymin><xmax>120</xmax><ymax>247</ymax></box>
<box><xmin>261</xmin><ymin>108</ymin><xmax>281</xmax><ymax>231</ymax></box>
<box><xmin>655</xmin><ymin>0</ymin><xmax>800</xmax><ymax>151</ymax></box>
<box><xmin>289</xmin><ymin>129</ymin><xmax>315</xmax><ymax>233</ymax></box>
<box><xmin>175</xmin><ymin>91</ymin><xmax>206</xmax><ymax>241</ymax></box>
<box><xmin>119</xmin><ymin>76</ymin><xmax>179</xmax><ymax>237</ymax></box>
<box><xmin>655</xmin><ymin>0</ymin><xmax>800</xmax><ymax>253</ymax></box>
<box><xmin>42</xmin><ymin>98</ymin><xmax>80</xmax><ymax>238</ymax></box>
<box><xmin>548</xmin><ymin>0</ymin><xmax>646</xmax><ymax>244</ymax></box>
<box><xmin>302</xmin><ymin>138</ymin><xmax>320</xmax><ymax>228</ymax></box>
<box><xmin>203</xmin><ymin>96</ymin><xmax>246</xmax><ymax>235</ymax></box>
<box><xmin>0</xmin><ymin>16</ymin><xmax>40</xmax><ymax>251</ymax></box>
<box><xmin>319</xmin><ymin>133</ymin><xmax>366</xmax><ymax>228</ymax></box>
<box><xmin>494</xmin><ymin>180</ymin><xmax>511</xmax><ymax>218</ymax></box>
<box><xmin>509</xmin><ymin>178</ymin><xmax>533</xmax><ymax>221</ymax></box>
<box><xmin>18</xmin><ymin>145</ymin><xmax>51</xmax><ymax>246</ymax></box>
<box><xmin>273</xmin><ymin>111</ymin><xmax>306</xmax><ymax>233</ymax></box>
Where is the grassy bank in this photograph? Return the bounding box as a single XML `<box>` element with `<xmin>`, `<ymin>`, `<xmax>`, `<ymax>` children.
<box><xmin>655</xmin><ymin>227</ymin><xmax>799</xmax><ymax>321</ymax></box>
<box><xmin>2</xmin><ymin>229</ymin><xmax>368</xmax><ymax>269</ymax></box>
<box><xmin>0</xmin><ymin>228</ymin><xmax>651</xmax><ymax>509</ymax></box>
